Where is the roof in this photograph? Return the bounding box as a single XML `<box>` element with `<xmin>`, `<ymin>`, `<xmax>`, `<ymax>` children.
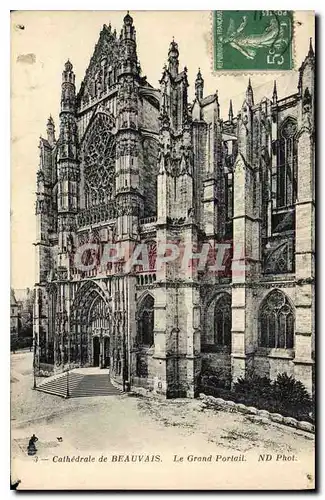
<box><xmin>201</xmin><ymin>94</ymin><xmax>217</xmax><ymax>107</ymax></box>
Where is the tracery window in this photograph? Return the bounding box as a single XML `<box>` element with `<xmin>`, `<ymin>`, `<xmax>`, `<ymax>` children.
<box><xmin>83</xmin><ymin>114</ymin><xmax>116</xmax><ymax>208</ymax></box>
<box><xmin>277</xmin><ymin>118</ymin><xmax>298</xmax><ymax>208</ymax></box>
<box><xmin>214</xmin><ymin>294</ymin><xmax>231</xmax><ymax>346</ymax></box>
<box><xmin>137</xmin><ymin>295</ymin><xmax>154</xmax><ymax>346</ymax></box>
<box><xmin>259</xmin><ymin>290</ymin><xmax>294</xmax><ymax>349</ymax></box>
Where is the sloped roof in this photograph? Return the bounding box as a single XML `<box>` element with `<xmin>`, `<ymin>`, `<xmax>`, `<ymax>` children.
<box><xmin>77</xmin><ymin>24</ymin><xmax>120</xmax><ymax>104</ymax></box>
<box><xmin>201</xmin><ymin>94</ymin><xmax>217</xmax><ymax>107</ymax></box>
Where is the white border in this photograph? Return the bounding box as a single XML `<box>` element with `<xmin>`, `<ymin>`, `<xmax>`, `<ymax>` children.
<box><xmin>2</xmin><ymin>1</ymin><xmax>323</xmax><ymax>498</ymax></box>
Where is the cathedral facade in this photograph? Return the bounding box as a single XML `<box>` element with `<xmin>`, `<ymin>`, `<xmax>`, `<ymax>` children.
<box><xmin>34</xmin><ymin>13</ymin><xmax>315</xmax><ymax>397</ymax></box>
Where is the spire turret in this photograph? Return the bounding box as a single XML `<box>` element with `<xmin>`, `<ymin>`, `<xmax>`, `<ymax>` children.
<box><xmin>308</xmin><ymin>37</ymin><xmax>314</xmax><ymax>58</ymax></box>
<box><xmin>121</xmin><ymin>11</ymin><xmax>135</xmax><ymax>40</ymax></box>
<box><xmin>246</xmin><ymin>78</ymin><xmax>254</xmax><ymax>106</ymax></box>
<box><xmin>61</xmin><ymin>59</ymin><xmax>75</xmax><ymax>113</ymax></box>
<box><xmin>168</xmin><ymin>39</ymin><xmax>179</xmax><ymax>77</ymax></box>
<box><xmin>118</xmin><ymin>11</ymin><xmax>139</xmax><ymax>77</ymax></box>
<box><xmin>272</xmin><ymin>80</ymin><xmax>278</xmax><ymax>104</ymax></box>
<box><xmin>228</xmin><ymin>99</ymin><xmax>233</xmax><ymax>121</ymax></box>
<box><xmin>46</xmin><ymin>115</ymin><xmax>56</xmax><ymax>146</ymax></box>
<box><xmin>195</xmin><ymin>68</ymin><xmax>204</xmax><ymax>100</ymax></box>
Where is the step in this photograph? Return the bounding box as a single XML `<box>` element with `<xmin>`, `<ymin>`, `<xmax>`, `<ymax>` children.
<box><xmin>35</xmin><ymin>372</ymin><xmax>121</xmax><ymax>399</ymax></box>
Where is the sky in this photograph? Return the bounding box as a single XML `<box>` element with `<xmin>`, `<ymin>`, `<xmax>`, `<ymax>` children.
<box><xmin>10</xmin><ymin>10</ymin><xmax>314</xmax><ymax>289</ymax></box>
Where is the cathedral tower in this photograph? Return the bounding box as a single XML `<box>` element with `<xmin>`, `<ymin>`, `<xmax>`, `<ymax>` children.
<box><xmin>115</xmin><ymin>13</ymin><xmax>142</xmax><ymax>241</ymax></box>
<box><xmin>154</xmin><ymin>41</ymin><xmax>201</xmax><ymax>398</ymax></box>
<box><xmin>114</xmin><ymin>12</ymin><xmax>142</xmax><ymax>389</ymax></box>
<box><xmin>57</xmin><ymin>60</ymin><xmax>79</xmax><ymax>264</ymax></box>
<box><xmin>55</xmin><ymin>59</ymin><xmax>79</xmax><ymax>367</ymax></box>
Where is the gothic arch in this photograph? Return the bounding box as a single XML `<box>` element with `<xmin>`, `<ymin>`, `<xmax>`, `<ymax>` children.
<box><xmin>279</xmin><ymin>115</ymin><xmax>297</xmax><ymax>132</ymax></box>
<box><xmin>296</xmin><ymin>126</ymin><xmax>313</xmax><ymax>140</ymax></box>
<box><xmin>258</xmin><ymin>289</ymin><xmax>294</xmax><ymax>349</ymax></box>
<box><xmin>72</xmin><ymin>280</ymin><xmax>110</xmax><ymax>311</ymax></box>
<box><xmin>70</xmin><ymin>280</ymin><xmax>113</xmax><ymax>365</ymax></box>
<box><xmin>203</xmin><ymin>292</ymin><xmax>232</xmax><ymax>348</ymax></box>
<box><xmin>137</xmin><ymin>290</ymin><xmax>155</xmax><ymax>309</ymax></box>
<box><xmin>136</xmin><ymin>293</ymin><xmax>155</xmax><ymax>346</ymax></box>
<box><xmin>80</xmin><ymin>110</ymin><xmax>116</xmax><ymax>146</ymax></box>
<box><xmin>276</xmin><ymin>116</ymin><xmax>298</xmax><ymax>208</ymax></box>
<box><xmin>81</xmin><ymin>113</ymin><xmax>116</xmax><ymax>209</ymax></box>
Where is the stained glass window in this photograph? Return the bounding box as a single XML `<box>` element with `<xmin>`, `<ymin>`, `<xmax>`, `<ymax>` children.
<box><xmin>83</xmin><ymin>114</ymin><xmax>116</xmax><ymax>208</ymax></box>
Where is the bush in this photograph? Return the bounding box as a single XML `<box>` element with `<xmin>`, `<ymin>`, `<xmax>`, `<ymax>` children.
<box><xmin>272</xmin><ymin>373</ymin><xmax>312</xmax><ymax>417</ymax></box>
<box><xmin>234</xmin><ymin>374</ymin><xmax>273</xmax><ymax>400</ymax></box>
<box><xmin>201</xmin><ymin>369</ymin><xmax>229</xmax><ymax>390</ymax></box>
<box><xmin>200</xmin><ymin>370</ymin><xmax>314</xmax><ymax>423</ymax></box>
<box><xmin>11</xmin><ymin>335</ymin><xmax>33</xmax><ymax>352</ymax></box>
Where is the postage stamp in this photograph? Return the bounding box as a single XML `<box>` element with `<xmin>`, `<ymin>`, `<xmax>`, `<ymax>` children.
<box><xmin>213</xmin><ymin>10</ymin><xmax>293</xmax><ymax>71</ymax></box>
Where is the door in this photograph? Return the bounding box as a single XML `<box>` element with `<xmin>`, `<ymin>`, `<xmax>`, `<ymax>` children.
<box><xmin>93</xmin><ymin>336</ymin><xmax>100</xmax><ymax>367</ymax></box>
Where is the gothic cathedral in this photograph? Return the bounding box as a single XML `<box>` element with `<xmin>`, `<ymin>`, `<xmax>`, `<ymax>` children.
<box><xmin>34</xmin><ymin>13</ymin><xmax>315</xmax><ymax>397</ymax></box>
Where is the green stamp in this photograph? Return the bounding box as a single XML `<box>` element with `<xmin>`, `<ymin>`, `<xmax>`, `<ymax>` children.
<box><xmin>213</xmin><ymin>10</ymin><xmax>293</xmax><ymax>71</ymax></box>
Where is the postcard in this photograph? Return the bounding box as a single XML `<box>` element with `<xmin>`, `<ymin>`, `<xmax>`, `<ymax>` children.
<box><xmin>11</xmin><ymin>10</ymin><xmax>315</xmax><ymax>490</ymax></box>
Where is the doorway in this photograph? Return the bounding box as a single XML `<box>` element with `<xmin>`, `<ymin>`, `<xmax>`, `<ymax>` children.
<box><xmin>93</xmin><ymin>337</ymin><xmax>100</xmax><ymax>367</ymax></box>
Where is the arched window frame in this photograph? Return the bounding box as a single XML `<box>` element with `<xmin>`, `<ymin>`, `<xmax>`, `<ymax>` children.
<box><xmin>214</xmin><ymin>294</ymin><xmax>232</xmax><ymax>348</ymax></box>
<box><xmin>82</xmin><ymin>114</ymin><xmax>116</xmax><ymax>209</ymax></box>
<box><xmin>259</xmin><ymin>290</ymin><xmax>294</xmax><ymax>349</ymax></box>
<box><xmin>137</xmin><ymin>294</ymin><xmax>155</xmax><ymax>347</ymax></box>
<box><xmin>276</xmin><ymin>118</ymin><xmax>298</xmax><ymax>209</ymax></box>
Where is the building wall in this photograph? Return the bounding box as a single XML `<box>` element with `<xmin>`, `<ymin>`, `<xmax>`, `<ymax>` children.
<box><xmin>33</xmin><ymin>15</ymin><xmax>315</xmax><ymax>397</ymax></box>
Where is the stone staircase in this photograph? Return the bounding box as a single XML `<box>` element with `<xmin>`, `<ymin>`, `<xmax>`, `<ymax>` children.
<box><xmin>36</xmin><ymin>370</ymin><xmax>121</xmax><ymax>398</ymax></box>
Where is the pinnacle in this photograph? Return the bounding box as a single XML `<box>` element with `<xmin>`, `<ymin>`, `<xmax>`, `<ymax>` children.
<box><xmin>170</xmin><ymin>37</ymin><xmax>178</xmax><ymax>50</ymax></box>
<box><xmin>273</xmin><ymin>79</ymin><xmax>277</xmax><ymax>97</ymax></box>
<box><xmin>123</xmin><ymin>11</ymin><xmax>133</xmax><ymax>26</ymax></box>
<box><xmin>64</xmin><ymin>59</ymin><xmax>73</xmax><ymax>72</ymax></box>
<box><xmin>246</xmin><ymin>78</ymin><xmax>254</xmax><ymax>105</ymax></box>
<box><xmin>228</xmin><ymin>99</ymin><xmax>233</xmax><ymax>120</ymax></box>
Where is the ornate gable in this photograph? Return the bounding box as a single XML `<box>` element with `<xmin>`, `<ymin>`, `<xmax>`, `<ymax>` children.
<box><xmin>76</xmin><ymin>24</ymin><xmax>120</xmax><ymax>110</ymax></box>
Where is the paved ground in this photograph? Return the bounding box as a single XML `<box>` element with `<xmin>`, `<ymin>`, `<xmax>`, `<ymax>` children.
<box><xmin>11</xmin><ymin>352</ymin><xmax>315</xmax><ymax>490</ymax></box>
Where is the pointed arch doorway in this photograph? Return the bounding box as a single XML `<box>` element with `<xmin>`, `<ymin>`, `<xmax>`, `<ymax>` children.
<box><xmin>71</xmin><ymin>281</ymin><xmax>113</xmax><ymax>369</ymax></box>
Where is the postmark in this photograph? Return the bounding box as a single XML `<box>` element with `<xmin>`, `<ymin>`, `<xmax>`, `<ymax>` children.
<box><xmin>213</xmin><ymin>10</ymin><xmax>293</xmax><ymax>71</ymax></box>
